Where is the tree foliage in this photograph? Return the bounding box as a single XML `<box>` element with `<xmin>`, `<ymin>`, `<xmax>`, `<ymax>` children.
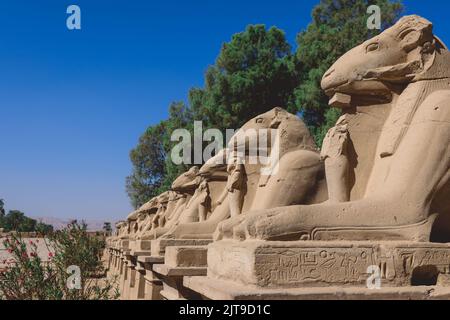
<box><xmin>126</xmin><ymin>1</ymin><xmax>404</xmax><ymax>206</ymax></box>
<box><xmin>102</xmin><ymin>222</ymin><xmax>112</xmax><ymax>235</ymax></box>
<box><xmin>126</xmin><ymin>102</ymin><xmax>193</xmax><ymax>208</ymax></box>
<box><xmin>0</xmin><ymin>200</ymin><xmax>53</xmax><ymax>234</ymax></box>
<box><xmin>293</xmin><ymin>0</ymin><xmax>403</xmax><ymax>145</ymax></box>
<box><xmin>0</xmin><ymin>199</ymin><xmax>5</xmax><ymax>217</ymax></box>
<box><xmin>189</xmin><ymin>24</ymin><xmax>298</xmax><ymax>132</ymax></box>
<box><xmin>126</xmin><ymin>122</ymin><xmax>166</xmax><ymax>209</ymax></box>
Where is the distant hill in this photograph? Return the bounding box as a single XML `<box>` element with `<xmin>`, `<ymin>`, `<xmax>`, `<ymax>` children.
<box><xmin>31</xmin><ymin>216</ymin><xmax>112</xmax><ymax>232</ymax></box>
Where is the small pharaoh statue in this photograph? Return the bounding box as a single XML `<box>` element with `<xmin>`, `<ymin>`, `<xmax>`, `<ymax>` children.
<box><xmin>197</xmin><ymin>179</ymin><xmax>211</xmax><ymax>222</ymax></box>
<box><xmin>216</xmin><ymin>154</ymin><xmax>246</xmax><ymax>218</ymax></box>
<box><xmin>320</xmin><ymin>115</ymin><xmax>350</xmax><ymax>203</ymax></box>
<box><xmin>136</xmin><ymin>212</ymin><xmax>148</xmax><ymax>233</ymax></box>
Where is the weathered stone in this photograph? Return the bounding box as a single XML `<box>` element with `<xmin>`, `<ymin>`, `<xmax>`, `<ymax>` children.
<box><xmin>151</xmin><ymin>239</ymin><xmax>212</xmax><ymax>257</ymax></box>
<box><xmin>153</xmin><ymin>264</ymin><xmax>206</xmax><ymax>277</ymax></box>
<box><xmin>184</xmin><ymin>276</ymin><xmax>450</xmax><ymax>300</ymax></box>
<box><xmin>104</xmin><ymin>15</ymin><xmax>450</xmax><ymax>300</ymax></box>
<box><xmin>165</xmin><ymin>246</ymin><xmax>208</xmax><ymax>268</ymax></box>
<box><xmin>208</xmin><ymin>240</ymin><xmax>450</xmax><ymax>288</ymax></box>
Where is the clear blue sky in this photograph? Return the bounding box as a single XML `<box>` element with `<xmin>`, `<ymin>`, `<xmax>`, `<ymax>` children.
<box><xmin>0</xmin><ymin>0</ymin><xmax>449</xmax><ymax>222</ymax></box>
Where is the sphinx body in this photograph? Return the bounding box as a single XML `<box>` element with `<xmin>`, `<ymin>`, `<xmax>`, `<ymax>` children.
<box><xmin>162</xmin><ymin>108</ymin><xmax>326</xmax><ymax>239</ymax></box>
<box><xmin>137</xmin><ymin>161</ymin><xmax>230</xmax><ymax>240</ymax></box>
<box><xmin>158</xmin><ymin>151</ymin><xmax>230</xmax><ymax>239</ymax></box>
<box><xmin>217</xmin><ymin>15</ymin><xmax>450</xmax><ymax>242</ymax></box>
<box><xmin>107</xmin><ymin>221</ymin><xmax>127</xmax><ymax>247</ymax></box>
<box><xmin>138</xmin><ymin>168</ymin><xmax>200</xmax><ymax>240</ymax></box>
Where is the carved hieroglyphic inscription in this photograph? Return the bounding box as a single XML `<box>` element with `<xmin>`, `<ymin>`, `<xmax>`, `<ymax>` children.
<box><xmin>206</xmin><ymin>241</ymin><xmax>450</xmax><ymax>288</ymax></box>
<box><xmin>248</xmin><ymin>243</ymin><xmax>450</xmax><ymax>288</ymax></box>
<box><xmin>396</xmin><ymin>247</ymin><xmax>450</xmax><ymax>276</ymax></box>
<box><xmin>255</xmin><ymin>247</ymin><xmax>374</xmax><ymax>287</ymax></box>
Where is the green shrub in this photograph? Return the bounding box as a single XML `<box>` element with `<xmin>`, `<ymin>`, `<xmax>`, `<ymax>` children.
<box><xmin>0</xmin><ymin>222</ymin><xmax>119</xmax><ymax>300</ymax></box>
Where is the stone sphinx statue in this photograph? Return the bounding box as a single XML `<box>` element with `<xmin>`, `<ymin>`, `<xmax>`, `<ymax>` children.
<box><xmin>110</xmin><ymin>221</ymin><xmax>127</xmax><ymax>241</ymax></box>
<box><xmin>216</xmin><ymin>15</ymin><xmax>450</xmax><ymax>243</ymax></box>
<box><xmin>162</xmin><ymin>108</ymin><xmax>326</xmax><ymax>239</ymax></box>
<box><xmin>119</xmin><ymin>211</ymin><xmax>140</xmax><ymax>240</ymax></box>
<box><xmin>129</xmin><ymin>198</ymin><xmax>160</xmax><ymax>239</ymax></box>
<box><xmin>159</xmin><ymin>151</ymin><xmax>230</xmax><ymax>239</ymax></box>
<box><xmin>133</xmin><ymin>197</ymin><xmax>159</xmax><ymax>237</ymax></box>
<box><xmin>115</xmin><ymin>220</ymin><xmax>132</xmax><ymax>240</ymax></box>
<box><xmin>106</xmin><ymin>221</ymin><xmax>126</xmax><ymax>249</ymax></box>
<box><xmin>138</xmin><ymin>167</ymin><xmax>202</xmax><ymax>240</ymax></box>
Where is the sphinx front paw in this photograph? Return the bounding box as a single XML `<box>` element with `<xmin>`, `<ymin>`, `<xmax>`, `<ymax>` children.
<box><xmin>159</xmin><ymin>232</ymin><xmax>175</xmax><ymax>240</ymax></box>
<box><xmin>232</xmin><ymin>210</ymin><xmax>280</xmax><ymax>240</ymax></box>
<box><xmin>214</xmin><ymin>216</ymin><xmax>245</xmax><ymax>240</ymax></box>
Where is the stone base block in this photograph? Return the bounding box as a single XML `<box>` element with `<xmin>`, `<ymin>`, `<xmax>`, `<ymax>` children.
<box><xmin>134</xmin><ymin>240</ymin><xmax>152</xmax><ymax>251</ymax></box>
<box><xmin>184</xmin><ymin>276</ymin><xmax>450</xmax><ymax>300</ymax></box>
<box><xmin>143</xmin><ymin>271</ymin><xmax>164</xmax><ymax>300</ymax></box>
<box><xmin>119</xmin><ymin>240</ymin><xmax>131</xmax><ymax>250</ymax></box>
<box><xmin>157</xmin><ymin>272</ymin><xmax>204</xmax><ymax>300</ymax></box>
<box><xmin>137</xmin><ymin>256</ymin><xmax>165</xmax><ymax>264</ymax></box>
<box><xmin>130</xmin><ymin>250</ymin><xmax>152</xmax><ymax>257</ymax></box>
<box><xmin>151</xmin><ymin>239</ymin><xmax>212</xmax><ymax>257</ymax></box>
<box><xmin>165</xmin><ymin>246</ymin><xmax>208</xmax><ymax>268</ymax></box>
<box><xmin>208</xmin><ymin>240</ymin><xmax>450</xmax><ymax>289</ymax></box>
<box><xmin>153</xmin><ymin>264</ymin><xmax>207</xmax><ymax>277</ymax></box>
<box><xmin>129</xmin><ymin>269</ymin><xmax>147</xmax><ymax>300</ymax></box>
<box><xmin>151</xmin><ymin>246</ymin><xmax>208</xmax><ymax>300</ymax></box>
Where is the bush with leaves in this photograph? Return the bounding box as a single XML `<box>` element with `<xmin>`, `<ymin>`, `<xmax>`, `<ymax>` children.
<box><xmin>0</xmin><ymin>222</ymin><xmax>119</xmax><ymax>300</ymax></box>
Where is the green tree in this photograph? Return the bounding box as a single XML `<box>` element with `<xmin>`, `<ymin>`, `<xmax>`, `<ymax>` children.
<box><xmin>0</xmin><ymin>223</ymin><xmax>119</xmax><ymax>300</ymax></box>
<box><xmin>126</xmin><ymin>122</ymin><xmax>167</xmax><ymax>209</ymax></box>
<box><xmin>103</xmin><ymin>222</ymin><xmax>112</xmax><ymax>235</ymax></box>
<box><xmin>35</xmin><ymin>222</ymin><xmax>54</xmax><ymax>235</ymax></box>
<box><xmin>293</xmin><ymin>0</ymin><xmax>403</xmax><ymax>146</ymax></box>
<box><xmin>189</xmin><ymin>24</ymin><xmax>299</xmax><ymax>132</ymax></box>
<box><xmin>0</xmin><ymin>199</ymin><xmax>5</xmax><ymax>217</ymax></box>
<box><xmin>158</xmin><ymin>102</ymin><xmax>194</xmax><ymax>193</ymax></box>
<box><xmin>2</xmin><ymin>210</ymin><xmax>36</xmax><ymax>233</ymax></box>
<box><xmin>126</xmin><ymin>102</ymin><xmax>193</xmax><ymax>209</ymax></box>
<box><xmin>0</xmin><ymin>199</ymin><xmax>5</xmax><ymax>229</ymax></box>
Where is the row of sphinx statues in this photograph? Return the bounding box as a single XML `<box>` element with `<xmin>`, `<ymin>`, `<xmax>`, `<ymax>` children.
<box><xmin>112</xmin><ymin>15</ymin><xmax>450</xmax><ymax>245</ymax></box>
<box><xmin>114</xmin><ymin>105</ymin><xmax>327</xmax><ymax>241</ymax></box>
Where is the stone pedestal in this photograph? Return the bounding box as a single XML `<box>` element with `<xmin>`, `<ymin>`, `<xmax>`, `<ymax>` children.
<box><xmin>137</xmin><ymin>256</ymin><xmax>165</xmax><ymax>300</ymax></box>
<box><xmin>119</xmin><ymin>251</ymin><xmax>131</xmax><ymax>299</ymax></box>
<box><xmin>130</xmin><ymin>262</ymin><xmax>147</xmax><ymax>300</ymax></box>
<box><xmin>121</xmin><ymin>254</ymin><xmax>138</xmax><ymax>300</ymax></box>
<box><xmin>119</xmin><ymin>240</ymin><xmax>130</xmax><ymax>250</ymax></box>
<box><xmin>128</xmin><ymin>250</ymin><xmax>153</xmax><ymax>300</ymax></box>
<box><xmin>113</xmin><ymin>250</ymin><xmax>121</xmax><ymax>275</ymax></box>
<box><xmin>183</xmin><ymin>240</ymin><xmax>450</xmax><ymax>300</ymax></box>
<box><xmin>134</xmin><ymin>240</ymin><xmax>152</xmax><ymax>251</ymax></box>
<box><xmin>105</xmin><ymin>248</ymin><xmax>113</xmax><ymax>278</ymax></box>
<box><xmin>183</xmin><ymin>276</ymin><xmax>450</xmax><ymax>300</ymax></box>
<box><xmin>151</xmin><ymin>239</ymin><xmax>212</xmax><ymax>257</ymax></box>
<box><xmin>152</xmin><ymin>246</ymin><xmax>208</xmax><ymax>300</ymax></box>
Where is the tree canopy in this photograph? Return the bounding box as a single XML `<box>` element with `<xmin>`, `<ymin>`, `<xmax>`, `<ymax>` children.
<box><xmin>0</xmin><ymin>200</ymin><xmax>53</xmax><ymax>234</ymax></box>
<box><xmin>189</xmin><ymin>24</ymin><xmax>299</xmax><ymax>132</ymax></box>
<box><xmin>293</xmin><ymin>0</ymin><xmax>403</xmax><ymax>145</ymax></box>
